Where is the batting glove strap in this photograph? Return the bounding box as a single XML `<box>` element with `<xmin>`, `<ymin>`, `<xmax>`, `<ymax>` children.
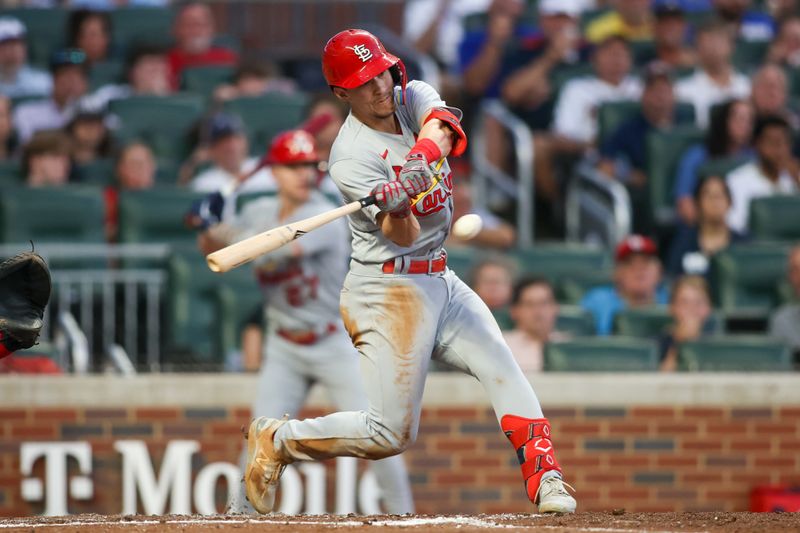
<box><xmin>371</xmin><ymin>182</ymin><xmax>410</xmax><ymax>218</ymax></box>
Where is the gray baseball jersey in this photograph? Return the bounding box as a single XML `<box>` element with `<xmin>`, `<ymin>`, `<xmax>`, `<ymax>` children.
<box><xmin>232</xmin><ymin>191</ymin><xmax>350</xmax><ymax>331</ymax></box>
<box><xmin>328</xmin><ymin>80</ymin><xmax>455</xmax><ymax>264</ymax></box>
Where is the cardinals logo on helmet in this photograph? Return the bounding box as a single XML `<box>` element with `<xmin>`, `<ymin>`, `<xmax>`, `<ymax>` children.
<box><xmin>352</xmin><ymin>44</ymin><xmax>373</xmax><ymax>63</ymax></box>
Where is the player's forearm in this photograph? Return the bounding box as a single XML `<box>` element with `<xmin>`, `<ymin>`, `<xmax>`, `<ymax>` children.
<box><xmin>417</xmin><ymin>118</ymin><xmax>455</xmax><ymax>158</ymax></box>
<box><xmin>379</xmin><ymin>212</ymin><xmax>421</xmax><ymax>247</ymax></box>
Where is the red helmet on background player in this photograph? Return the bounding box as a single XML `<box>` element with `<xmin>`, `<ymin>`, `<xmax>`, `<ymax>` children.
<box><xmin>322</xmin><ymin>29</ymin><xmax>407</xmax><ymax>102</ymax></box>
<box><xmin>266</xmin><ymin>130</ymin><xmax>319</xmax><ymax>166</ymax></box>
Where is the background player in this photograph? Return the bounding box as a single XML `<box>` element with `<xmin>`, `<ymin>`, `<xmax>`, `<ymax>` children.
<box><xmin>244</xmin><ymin>29</ymin><xmax>576</xmax><ymax>515</ymax></box>
<box><xmin>197</xmin><ymin>129</ymin><xmax>414</xmax><ymax>514</ymax></box>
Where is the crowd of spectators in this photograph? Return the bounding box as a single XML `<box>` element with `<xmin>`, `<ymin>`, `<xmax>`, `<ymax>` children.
<box><xmin>1</xmin><ymin>0</ymin><xmax>799</xmax><ymax>371</ymax></box>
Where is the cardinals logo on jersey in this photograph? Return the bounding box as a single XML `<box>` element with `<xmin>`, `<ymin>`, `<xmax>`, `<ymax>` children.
<box><xmin>390</xmin><ymin>165</ymin><xmax>453</xmax><ymax>217</ymax></box>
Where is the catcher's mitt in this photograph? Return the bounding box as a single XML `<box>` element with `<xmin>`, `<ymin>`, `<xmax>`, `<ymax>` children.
<box><xmin>0</xmin><ymin>252</ymin><xmax>51</xmax><ymax>359</ymax></box>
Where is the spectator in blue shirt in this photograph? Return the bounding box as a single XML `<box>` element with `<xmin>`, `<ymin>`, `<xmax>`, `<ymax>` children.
<box><xmin>0</xmin><ymin>17</ymin><xmax>52</xmax><ymax>99</ymax></box>
<box><xmin>673</xmin><ymin>98</ymin><xmax>755</xmax><ymax>225</ymax></box>
<box><xmin>581</xmin><ymin>235</ymin><xmax>670</xmax><ymax>335</ymax></box>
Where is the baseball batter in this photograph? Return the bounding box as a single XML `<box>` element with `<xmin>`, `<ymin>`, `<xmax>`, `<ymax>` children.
<box><xmin>244</xmin><ymin>30</ymin><xmax>577</xmax><ymax>515</ymax></box>
<box><xmin>200</xmin><ymin>130</ymin><xmax>414</xmax><ymax>514</ymax></box>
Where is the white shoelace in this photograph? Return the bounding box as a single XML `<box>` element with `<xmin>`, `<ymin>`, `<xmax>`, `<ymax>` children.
<box><xmin>535</xmin><ymin>476</ymin><xmax>576</xmax><ymax>504</ymax></box>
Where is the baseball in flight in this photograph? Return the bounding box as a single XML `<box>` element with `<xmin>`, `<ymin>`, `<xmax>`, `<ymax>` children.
<box><xmin>451</xmin><ymin>213</ymin><xmax>483</xmax><ymax>240</ymax></box>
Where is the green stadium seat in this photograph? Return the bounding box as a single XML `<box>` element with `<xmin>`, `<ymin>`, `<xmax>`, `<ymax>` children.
<box><xmin>0</xmin><ymin>161</ymin><xmax>22</xmax><ymax>186</ymax></box>
<box><xmin>710</xmin><ymin>244</ymin><xmax>790</xmax><ymax>315</ymax></box>
<box><xmin>110</xmin><ymin>95</ymin><xmax>205</xmax><ymax>160</ymax></box>
<box><xmin>749</xmin><ymin>195</ymin><xmax>800</xmax><ymax>241</ymax></box>
<box><xmin>492</xmin><ymin>308</ymin><xmax>513</xmax><ymax>330</ymax></box>
<box><xmin>696</xmin><ymin>155</ymin><xmax>750</xmax><ymax>180</ymax></box>
<box><xmin>678</xmin><ymin>336</ymin><xmax>792</xmax><ymax>371</ymax></box>
<box><xmin>614</xmin><ymin>307</ymin><xmax>672</xmax><ymax>337</ymax></box>
<box><xmin>74</xmin><ymin>159</ymin><xmax>115</xmax><ymax>186</ymax></box>
<box><xmin>4</xmin><ymin>9</ymin><xmax>67</xmax><ymax>68</ymax></box>
<box><xmin>556</xmin><ymin>306</ymin><xmax>596</xmax><ymax>336</ymax></box>
<box><xmin>557</xmin><ymin>270</ymin><xmax>614</xmax><ymax>305</ymax></box>
<box><xmin>223</xmin><ymin>93</ymin><xmax>309</xmax><ymax>155</ymax></box>
<box><xmin>0</xmin><ymin>186</ymin><xmax>105</xmax><ymax>244</ymax></box>
<box><xmin>442</xmin><ymin>247</ymin><xmax>475</xmax><ymax>281</ymax></box>
<box><xmin>155</xmin><ymin>158</ymin><xmax>181</xmax><ymax>185</ymax></box>
<box><xmin>614</xmin><ymin>307</ymin><xmax>726</xmax><ymax>337</ymax></box>
<box><xmin>108</xmin><ymin>7</ymin><xmax>173</xmax><ymax>52</ymax></box>
<box><xmin>236</xmin><ymin>191</ymin><xmax>278</xmax><ymax>213</ymax></box>
<box><xmin>89</xmin><ymin>61</ymin><xmax>124</xmax><ymax>91</ymax></box>
<box><xmin>732</xmin><ymin>40</ymin><xmax>769</xmax><ymax>71</ymax></box>
<box><xmin>543</xmin><ymin>337</ymin><xmax>659</xmax><ymax>371</ymax></box>
<box><xmin>514</xmin><ymin>244</ymin><xmax>611</xmax><ymax>279</ymax></box>
<box><xmin>646</xmin><ymin>126</ymin><xmax>704</xmax><ymax>222</ymax></box>
<box><xmin>597</xmin><ymin>101</ymin><xmax>695</xmax><ymax>147</ymax></box>
<box><xmin>216</xmin><ymin>274</ymin><xmax>263</xmax><ymax>356</ymax></box>
<box><xmin>117</xmin><ymin>187</ymin><xmax>206</xmax><ymax>247</ymax></box>
<box><xmin>181</xmin><ymin>66</ymin><xmax>235</xmax><ymax>101</ymax></box>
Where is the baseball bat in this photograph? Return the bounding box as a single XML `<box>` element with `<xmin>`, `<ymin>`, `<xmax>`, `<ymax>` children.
<box><xmin>206</xmin><ymin>159</ymin><xmax>446</xmax><ymax>273</ymax></box>
<box><xmin>206</xmin><ymin>195</ymin><xmax>376</xmax><ymax>273</ymax></box>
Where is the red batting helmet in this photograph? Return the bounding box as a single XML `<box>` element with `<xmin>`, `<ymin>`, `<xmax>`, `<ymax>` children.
<box><xmin>266</xmin><ymin>130</ymin><xmax>319</xmax><ymax>165</ymax></box>
<box><xmin>322</xmin><ymin>29</ymin><xmax>407</xmax><ymax>102</ymax></box>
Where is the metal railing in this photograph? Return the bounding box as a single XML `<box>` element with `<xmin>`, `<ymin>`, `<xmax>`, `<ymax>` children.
<box><xmin>565</xmin><ymin>162</ymin><xmax>632</xmax><ymax>248</ymax></box>
<box><xmin>470</xmin><ymin>99</ymin><xmax>535</xmax><ymax>248</ymax></box>
<box><xmin>0</xmin><ymin>244</ymin><xmax>170</xmax><ymax>373</ymax></box>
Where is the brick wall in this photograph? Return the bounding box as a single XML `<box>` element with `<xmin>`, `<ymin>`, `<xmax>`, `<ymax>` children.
<box><xmin>3</xmin><ymin>404</ymin><xmax>799</xmax><ymax>517</ymax></box>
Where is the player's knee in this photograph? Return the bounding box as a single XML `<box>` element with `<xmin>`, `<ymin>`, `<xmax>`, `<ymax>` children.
<box><xmin>365</xmin><ymin>415</ymin><xmax>416</xmax><ymax>457</ymax></box>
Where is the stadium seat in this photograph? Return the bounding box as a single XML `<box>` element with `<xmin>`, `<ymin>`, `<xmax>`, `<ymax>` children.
<box><xmin>556</xmin><ymin>306</ymin><xmax>596</xmax><ymax>336</ymax></box>
<box><xmin>155</xmin><ymin>159</ymin><xmax>181</xmax><ymax>185</ymax></box>
<box><xmin>110</xmin><ymin>95</ymin><xmax>205</xmax><ymax>160</ymax></box>
<box><xmin>4</xmin><ymin>9</ymin><xmax>66</xmax><ymax>68</ymax></box>
<box><xmin>0</xmin><ymin>186</ymin><xmax>105</xmax><ymax>244</ymax></box>
<box><xmin>443</xmin><ymin>247</ymin><xmax>475</xmax><ymax>281</ymax></box>
<box><xmin>89</xmin><ymin>61</ymin><xmax>125</xmax><ymax>91</ymax></box>
<box><xmin>678</xmin><ymin>337</ymin><xmax>792</xmax><ymax>371</ymax></box>
<box><xmin>492</xmin><ymin>308</ymin><xmax>513</xmax><ymax>330</ymax></box>
<box><xmin>216</xmin><ymin>275</ymin><xmax>264</xmax><ymax>356</ymax></box>
<box><xmin>732</xmin><ymin>40</ymin><xmax>769</xmax><ymax>71</ymax></box>
<box><xmin>117</xmin><ymin>187</ymin><xmax>206</xmax><ymax>248</ymax></box>
<box><xmin>109</xmin><ymin>7</ymin><xmax>174</xmax><ymax>52</ymax></box>
<box><xmin>597</xmin><ymin>102</ymin><xmax>695</xmax><ymax>147</ymax></box>
<box><xmin>514</xmin><ymin>244</ymin><xmax>611</xmax><ymax>280</ymax></box>
<box><xmin>557</xmin><ymin>270</ymin><xmax>614</xmax><ymax>305</ymax></box>
<box><xmin>646</xmin><ymin>126</ymin><xmax>704</xmax><ymax>222</ymax></box>
<box><xmin>236</xmin><ymin>191</ymin><xmax>278</xmax><ymax>213</ymax></box>
<box><xmin>543</xmin><ymin>337</ymin><xmax>659</xmax><ymax>371</ymax></box>
<box><xmin>74</xmin><ymin>159</ymin><xmax>115</xmax><ymax>187</ymax></box>
<box><xmin>710</xmin><ymin>244</ymin><xmax>790</xmax><ymax>314</ymax></box>
<box><xmin>696</xmin><ymin>155</ymin><xmax>750</xmax><ymax>180</ymax></box>
<box><xmin>0</xmin><ymin>161</ymin><xmax>22</xmax><ymax>186</ymax></box>
<box><xmin>749</xmin><ymin>195</ymin><xmax>800</xmax><ymax>241</ymax></box>
<box><xmin>181</xmin><ymin>66</ymin><xmax>235</xmax><ymax>101</ymax></box>
<box><xmin>223</xmin><ymin>93</ymin><xmax>309</xmax><ymax>155</ymax></box>
<box><xmin>613</xmin><ymin>307</ymin><xmax>672</xmax><ymax>337</ymax></box>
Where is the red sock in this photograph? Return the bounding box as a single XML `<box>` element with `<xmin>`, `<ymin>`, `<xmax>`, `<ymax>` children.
<box><xmin>501</xmin><ymin>415</ymin><xmax>562</xmax><ymax>503</ymax></box>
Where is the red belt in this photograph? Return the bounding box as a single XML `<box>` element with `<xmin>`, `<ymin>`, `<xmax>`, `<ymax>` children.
<box><xmin>276</xmin><ymin>323</ymin><xmax>337</xmax><ymax>345</ymax></box>
<box><xmin>382</xmin><ymin>254</ymin><xmax>447</xmax><ymax>274</ymax></box>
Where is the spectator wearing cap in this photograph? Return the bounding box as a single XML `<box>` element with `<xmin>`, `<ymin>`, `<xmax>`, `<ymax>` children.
<box><xmin>725</xmin><ymin>115</ymin><xmax>800</xmax><ymax>233</ymax></box>
<box><xmin>23</xmin><ymin>131</ymin><xmax>72</xmax><ymax>187</ymax></box>
<box><xmin>213</xmin><ymin>61</ymin><xmax>298</xmax><ymax>102</ymax></box>
<box><xmin>167</xmin><ymin>2</ymin><xmax>238</xmax><ymax>90</ymax></box>
<box><xmin>189</xmin><ymin>113</ymin><xmax>276</xmax><ymax>220</ymax></box>
<box><xmin>659</xmin><ymin>275</ymin><xmax>715</xmax><ymax>371</ymax></box>
<box><xmin>767</xmin><ymin>17</ymin><xmax>800</xmax><ymax>68</ymax></box>
<box><xmin>67</xmin><ymin>9</ymin><xmax>113</xmax><ymax>67</ymax></box>
<box><xmin>770</xmin><ymin>245</ymin><xmax>800</xmax><ymax>357</ymax></box>
<box><xmin>581</xmin><ymin>235</ymin><xmax>669</xmax><ymax>335</ymax></box>
<box><xmin>675</xmin><ymin>21</ymin><xmax>750</xmax><ymax>129</ymax></box>
<box><xmin>585</xmin><ymin>0</ymin><xmax>654</xmax><ymax>44</ymax></box>
<box><xmin>0</xmin><ymin>17</ymin><xmax>52</xmax><ymax>98</ymax></box>
<box><xmin>13</xmin><ymin>49</ymin><xmax>88</xmax><ymax>143</ymax></box>
<box><xmin>667</xmin><ymin>175</ymin><xmax>746</xmax><ymax>277</ymax></box>
<box><xmin>503</xmin><ymin>277</ymin><xmax>568</xmax><ymax>373</ymax></box>
<box><xmin>83</xmin><ymin>44</ymin><xmax>172</xmax><ymax>111</ymax></box>
<box><xmin>649</xmin><ymin>1</ymin><xmax>696</xmax><ymax>68</ymax></box>
<box><xmin>713</xmin><ymin>0</ymin><xmax>775</xmax><ymax>42</ymax></box>
<box><xmin>66</xmin><ymin>99</ymin><xmax>112</xmax><ymax>166</ymax></box>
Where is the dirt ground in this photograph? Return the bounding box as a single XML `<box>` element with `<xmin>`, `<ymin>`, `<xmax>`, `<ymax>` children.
<box><xmin>1</xmin><ymin>512</ymin><xmax>799</xmax><ymax>533</ymax></box>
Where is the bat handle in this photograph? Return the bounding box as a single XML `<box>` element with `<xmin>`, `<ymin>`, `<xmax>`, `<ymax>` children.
<box><xmin>359</xmin><ymin>195</ymin><xmax>377</xmax><ymax>207</ymax></box>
